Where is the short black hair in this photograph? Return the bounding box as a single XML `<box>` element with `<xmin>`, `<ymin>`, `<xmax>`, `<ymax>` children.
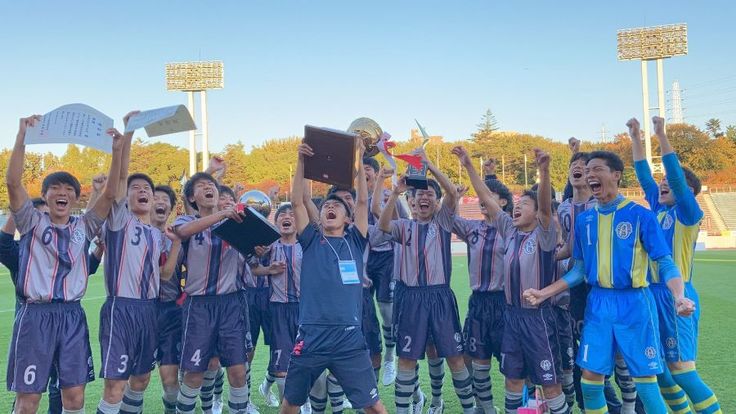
<box><xmin>569</xmin><ymin>152</ymin><xmax>590</xmax><ymax>166</ymax></box>
<box><xmin>363</xmin><ymin>157</ymin><xmax>380</xmax><ymax>174</ymax></box>
<box><xmin>327</xmin><ymin>185</ymin><xmax>356</xmax><ymax>200</ymax></box>
<box><xmin>127</xmin><ymin>173</ymin><xmax>155</xmax><ymax>194</ymax></box>
<box><xmin>485</xmin><ymin>179</ymin><xmax>514</xmax><ymax>213</ymax></box>
<box><xmin>219</xmin><ymin>185</ymin><xmax>236</xmax><ymax>201</ymax></box>
<box><xmin>521</xmin><ymin>189</ymin><xmax>538</xmax><ymax>211</ymax></box>
<box><xmin>31</xmin><ymin>197</ymin><xmax>46</xmax><ymax>208</ymax></box>
<box><xmin>410</xmin><ymin>178</ymin><xmax>442</xmax><ymax>200</ymax></box>
<box><xmin>183</xmin><ymin>172</ymin><xmax>218</xmax><ymax>211</ymax></box>
<box><xmin>321</xmin><ymin>194</ymin><xmax>352</xmax><ymax>218</ymax></box>
<box><xmin>42</xmin><ymin>172</ymin><xmax>80</xmax><ymax>198</ymax></box>
<box><xmin>682</xmin><ymin>167</ymin><xmax>702</xmax><ymax>196</ymax></box>
<box><xmin>274</xmin><ymin>203</ymin><xmax>293</xmax><ymax>223</ymax></box>
<box><xmin>154</xmin><ymin>185</ymin><xmax>177</xmax><ymax>209</ymax></box>
<box><xmin>588</xmin><ymin>151</ymin><xmax>624</xmax><ymax>173</ymax></box>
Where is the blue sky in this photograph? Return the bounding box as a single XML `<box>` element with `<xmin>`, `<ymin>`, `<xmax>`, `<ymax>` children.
<box><xmin>2</xmin><ymin>0</ymin><xmax>735</xmax><ymax>155</ymax></box>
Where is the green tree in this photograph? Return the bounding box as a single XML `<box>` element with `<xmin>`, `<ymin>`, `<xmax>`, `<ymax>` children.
<box><xmin>470</xmin><ymin>109</ymin><xmax>499</xmax><ymax>145</ymax></box>
<box><xmin>705</xmin><ymin>118</ymin><xmax>723</xmax><ymax>138</ymax></box>
<box><xmin>726</xmin><ymin>125</ymin><xmax>736</xmax><ymax>141</ymax></box>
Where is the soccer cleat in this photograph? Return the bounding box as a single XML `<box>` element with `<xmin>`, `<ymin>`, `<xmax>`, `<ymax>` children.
<box><xmin>246</xmin><ymin>401</ymin><xmax>261</xmax><ymax>414</ymax></box>
<box><xmin>382</xmin><ymin>360</ymin><xmax>397</xmax><ymax>386</ymax></box>
<box><xmin>301</xmin><ymin>403</ymin><xmax>313</xmax><ymax>414</ymax></box>
<box><xmin>259</xmin><ymin>380</ymin><xmax>280</xmax><ymax>407</ymax></box>
<box><xmin>426</xmin><ymin>399</ymin><xmax>444</xmax><ymax>414</ymax></box>
<box><xmin>212</xmin><ymin>396</ymin><xmax>223</xmax><ymax>414</ymax></box>
<box><xmin>412</xmin><ymin>389</ymin><xmax>426</xmax><ymax>414</ymax></box>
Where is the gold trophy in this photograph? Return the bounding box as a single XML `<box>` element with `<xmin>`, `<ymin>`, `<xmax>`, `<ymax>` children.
<box><xmin>347</xmin><ymin>117</ymin><xmax>383</xmax><ymax>157</ymax></box>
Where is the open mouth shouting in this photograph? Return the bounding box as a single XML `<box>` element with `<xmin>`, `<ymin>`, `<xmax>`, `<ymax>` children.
<box><xmin>55</xmin><ymin>198</ymin><xmax>69</xmax><ymax>208</ymax></box>
<box><xmin>588</xmin><ymin>179</ymin><xmax>602</xmax><ymax>195</ymax></box>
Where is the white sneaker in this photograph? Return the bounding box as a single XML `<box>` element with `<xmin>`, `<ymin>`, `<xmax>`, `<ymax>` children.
<box><xmin>427</xmin><ymin>399</ymin><xmax>444</xmax><ymax>414</ymax></box>
<box><xmin>259</xmin><ymin>380</ymin><xmax>280</xmax><ymax>407</ymax></box>
<box><xmin>301</xmin><ymin>403</ymin><xmax>313</xmax><ymax>414</ymax></box>
<box><xmin>246</xmin><ymin>401</ymin><xmax>261</xmax><ymax>414</ymax></box>
<box><xmin>212</xmin><ymin>396</ymin><xmax>223</xmax><ymax>414</ymax></box>
<box><xmin>343</xmin><ymin>398</ymin><xmax>353</xmax><ymax>409</ymax></box>
<box><xmin>382</xmin><ymin>360</ymin><xmax>397</xmax><ymax>386</ymax></box>
<box><xmin>412</xmin><ymin>389</ymin><xmax>426</xmax><ymax>414</ymax></box>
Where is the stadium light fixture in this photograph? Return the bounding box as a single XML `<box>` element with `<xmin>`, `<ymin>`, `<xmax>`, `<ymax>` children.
<box><xmin>165</xmin><ymin>61</ymin><xmax>224</xmax><ymax>175</ymax></box>
<box><xmin>617</xmin><ymin>24</ymin><xmax>687</xmax><ymax>173</ymax></box>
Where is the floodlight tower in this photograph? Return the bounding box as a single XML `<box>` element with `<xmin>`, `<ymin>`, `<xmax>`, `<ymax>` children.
<box><xmin>165</xmin><ymin>61</ymin><xmax>224</xmax><ymax>176</ymax></box>
<box><xmin>617</xmin><ymin>24</ymin><xmax>687</xmax><ymax>173</ymax></box>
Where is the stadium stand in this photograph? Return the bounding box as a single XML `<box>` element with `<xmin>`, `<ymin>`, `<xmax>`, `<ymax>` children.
<box><xmin>709</xmin><ymin>191</ymin><xmax>736</xmax><ymax>231</ymax></box>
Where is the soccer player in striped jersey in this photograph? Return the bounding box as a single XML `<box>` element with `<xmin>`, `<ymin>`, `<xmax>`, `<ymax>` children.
<box><xmin>524</xmin><ymin>150</ymin><xmax>695</xmax><ymax>414</ymax></box>
<box><xmin>279</xmin><ymin>140</ymin><xmax>387</xmax><ymax>414</ymax></box>
<box><xmin>630</xmin><ymin>116</ymin><xmax>721</xmax><ymax>414</ymax></box>
<box><xmin>252</xmin><ymin>204</ymin><xmax>303</xmax><ymax>408</ymax></box>
<box><xmin>173</xmin><ymin>172</ymin><xmax>252</xmax><ymax>414</ymax></box>
<box><xmin>151</xmin><ymin>184</ymin><xmax>184</xmax><ymax>414</ymax></box>
<box><xmin>377</xmin><ymin>148</ymin><xmax>475</xmax><ymax>414</ymax></box>
<box><xmin>365</xmin><ymin>158</ymin><xmax>410</xmax><ymax>386</ymax></box>
<box><xmin>451</xmin><ymin>146</ymin><xmax>513</xmax><ymax>414</ymax></box>
<box><xmin>6</xmin><ymin>115</ymin><xmax>124</xmax><ymax>414</ymax></box>
<box><xmin>486</xmin><ymin>149</ymin><xmax>568</xmax><ymax>414</ymax></box>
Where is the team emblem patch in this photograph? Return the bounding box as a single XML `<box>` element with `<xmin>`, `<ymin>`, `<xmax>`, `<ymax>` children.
<box><xmin>567</xmin><ymin>347</ymin><xmax>574</xmax><ymax>358</ymax></box>
<box><xmin>454</xmin><ymin>332</ymin><xmax>462</xmax><ymax>343</ymax></box>
<box><xmin>662</xmin><ymin>214</ymin><xmax>674</xmax><ymax>230</ymax></box>
<box><xmin>644</xmin><ymin>346</ymin><xmax>657</xmax><ymax>359</ymax></box>
<box><xmin>540</xmin><ymin>360</ymin><xmax>552</xmax><ymax>371</ymax></box>
<box><xmin>666</xmin><ymin>337</ymin><xmax>677</xmax><ymax>349</ymax></box>
<box><xmin>71</xmin><ymin>228</ymin><xmax>85</xmax><ymax>244</ymax></box>
<box><xmin>427</xmin><ymin>224</ymin><xmax>437</xmax><ymax>241</ymax></box>
<box><xmin>523</xmin><ymin>239</ymin><xmax>536</xmax><ymax>255</ymax></box>
<box><xmin>616</xmin><ymin>222</ymin><xmax>633</xmax><ymax>240</ymax></box>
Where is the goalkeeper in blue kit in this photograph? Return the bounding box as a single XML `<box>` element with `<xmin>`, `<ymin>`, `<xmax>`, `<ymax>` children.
<box><xmin>523</xmin><ymin>149</ymin><xmax>695</xmax><ymax>414</ymax></box>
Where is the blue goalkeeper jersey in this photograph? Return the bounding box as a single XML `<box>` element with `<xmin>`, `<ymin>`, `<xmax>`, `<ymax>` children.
<box><xmin>573</xmin><ymin>196</ymin><xmax>672</xmax><ymax>289</ymax></box>
<box><xmin>635</xmin><ymin>154</ymin><xmax>703</xmax><ymax>284</ymax></box>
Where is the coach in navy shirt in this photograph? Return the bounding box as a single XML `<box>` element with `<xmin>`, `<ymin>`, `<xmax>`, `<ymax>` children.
<box><xmin>279</xmin><ymin>141</ymin><xmax>387</xmax><ymax>414</ymax></box>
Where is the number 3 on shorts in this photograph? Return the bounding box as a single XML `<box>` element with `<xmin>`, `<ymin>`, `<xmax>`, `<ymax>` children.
<box><xmin>191</xmin><ymin>349</ymin><xmax>202</xmax><ymax>367</ymax></box>
<box><xmin>24</xmin><ymin>365</ymin><xmax>37</xmax><ymax>385</ymax></box>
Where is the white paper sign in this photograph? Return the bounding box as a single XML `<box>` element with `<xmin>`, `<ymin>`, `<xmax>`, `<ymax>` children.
<box><xmin>125</xmin><ymin>104</ymin><xmax>196</xmax><ymax>137</ymax></box>
<box><xmin>24</xmin><ymin>104</ymin><xmax>114</xmax><ymax>153</ymax></box>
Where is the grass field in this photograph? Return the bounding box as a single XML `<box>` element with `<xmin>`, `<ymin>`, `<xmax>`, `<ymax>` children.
<box><xmin>0</xmin><ymin>251</ymin><xmax>733</xmax><ymax>413</ymax></box>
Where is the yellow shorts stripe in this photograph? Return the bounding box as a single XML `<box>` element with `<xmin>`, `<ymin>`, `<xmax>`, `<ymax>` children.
<box><xmin>694</xmin><ymin>395</ymin><xmax>718</xmax><ymax>411</ymax></box>
<box><xmin>671</xmin><ymin>367</ymin><xmax>696</xmax><ymax>375</ymax></box>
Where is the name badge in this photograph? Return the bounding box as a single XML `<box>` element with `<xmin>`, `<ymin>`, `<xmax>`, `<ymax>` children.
<box><xmin>338</xmin><ymin>260</ymin><xmax>360</xmax><ymax>285</ymax></box>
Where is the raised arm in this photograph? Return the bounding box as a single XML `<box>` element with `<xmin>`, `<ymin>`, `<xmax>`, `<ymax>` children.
<box><xmin>291</xmin><ymin>142</ymin><xmax>312</xmax><ymax>234</ymax></box>
<box><xmin>452</xmin><ymin>146</ymin><xmax>502</xmax><ymax>219</ymax></box>
<box><xmin>91</xmin><ymin>129</ymin><xmax>125</xmax><ymax>219</ymax></box>
<box><xmin>354</xmin><ymin>142</ymin><xmax>369</xmax><ymax>237</ymax></box>
<box><xmin>205</xmin><ymin>156</ymin><xmax>227</xmax><ymax>184</ymax></box>
<box><xmin>302</xmin><ymin>179</ymin><xmax>320</xmax><ymax>224</ymax></box>
<box><xmin>160</xmin><ymin>227</ymin><xmax>181</xmax><ymax>281</ymax></box>
<box><xmin>653</xmin><ymin>116</ymin><xmax>703</xmax><ymax>224</ymax></box>
<box><xmin>86</xmin><ymin>174</ymin><xmax>107</xmax><ymax>211</ymax></box>
<box><xmin>418</xmin><ymin>147</ymin><xmax>457</xmax><ymax>212</ymax></box>
<box><xmin>534</xmin><ymin>148</ymin><xmax>552</xmax><ymax>229</ymax></box>
<box><xmin>6</xmin><ymin>116</ymin><xmax>41</xmax><ymax>212</ymax></box>
<box><xmin>116</xmin><ymin>111</ymin><xmax>139</xmax><ymax>202</ymax></box>
<box><xmin>372</xmin><ymin>167</ymin><xmax>393</xmax><ymax>219</ymax></box>
<box><xmin>628</xmin><ymin>118</ymin><xmax>660</xmax><ymax>210</ymax></box>
<box><xmin>379</xmin><ymin>175</ymin><xmax>408</xmax><ymax>234</ymax></box>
